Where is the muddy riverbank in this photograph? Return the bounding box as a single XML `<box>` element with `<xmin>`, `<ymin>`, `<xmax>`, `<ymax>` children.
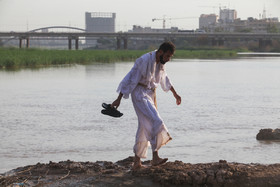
<box><xmin>1</xmin><ymin>156</ymin><xmax>280</xmax><ymax>187</ymax></box>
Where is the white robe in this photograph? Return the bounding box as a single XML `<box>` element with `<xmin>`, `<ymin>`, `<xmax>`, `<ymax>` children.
<box><xmin>117</xmin><ymin>51</ymin><xmax>172</xmax><ymax>158</ymax></box>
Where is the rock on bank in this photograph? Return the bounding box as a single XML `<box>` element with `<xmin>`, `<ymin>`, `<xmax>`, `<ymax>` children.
<box><xmin>256</xmin><ymin>128</ymin><xmax>280</xmax><ymax>140</ymax></box>
<box><xmin>1</xmin><ymin>157</ymin><xmax>280</xmax><ymax>187</ymax></box>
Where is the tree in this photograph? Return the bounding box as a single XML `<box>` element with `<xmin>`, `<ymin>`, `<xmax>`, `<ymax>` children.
<box><xmin>267</xmin><ymin>24</ymin><xmax>279</xmax><ymax>33</ymax></box>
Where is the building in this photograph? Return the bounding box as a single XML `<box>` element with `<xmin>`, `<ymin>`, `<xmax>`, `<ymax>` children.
<box><xmin>199</xmin><ymin>14</ymin><xmax>218</xmax><ymax>29</ymax></box>
<box><xmin>126</xmin><ymin>25</ymin><xmax>179</xmax><ymax>49</ymax></box>
<box><xmin>85</xmin><ymin>12</ymin><xmax>116</xmax><ymax>48</ymax></box>
<box><xmin>129</xmin><ymin>25</ymin><xmax>178</xmax><ymax>33</ymax></box>
<box><xmin>198</xmin><ymin>8</ymin><xmax>237</xmax><ymax>32</ymax></box>
<box><xmin>85</xmin><ymin>12</ymin><xmax>116</xmax><ymax>32</ymax></box>
<box><xmin>234</xmin><ymin>17</ymin><xmax>280</xmax><ymax>33</ymax></box>
<box><xmin>199</xmin><ymin>7</ymin><xmax>280</xmax><ymax>33</ymax></box>
<box><xmin>219</xmin><ymin>8</ymin><xmax>237</xmax><ymax>23</ymax></box>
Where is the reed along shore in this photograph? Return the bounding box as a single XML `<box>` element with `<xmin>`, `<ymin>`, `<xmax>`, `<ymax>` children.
<box><xmin>0</xmin><ymin>48</ymin><xmax>238</xmax><ymax>69</ymax></box>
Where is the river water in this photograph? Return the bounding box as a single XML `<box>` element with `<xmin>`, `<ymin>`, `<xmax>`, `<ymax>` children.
<box><xmin>1</xmin><ymin>57</ymin><xmax>280</xmax><ymax>173</ymax></box>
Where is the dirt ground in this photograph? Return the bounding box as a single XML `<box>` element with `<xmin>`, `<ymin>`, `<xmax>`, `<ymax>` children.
<box><xmin>1</xmin><ymin>156</ymin><xmax>280</xmax><ymax>187</ymax></box>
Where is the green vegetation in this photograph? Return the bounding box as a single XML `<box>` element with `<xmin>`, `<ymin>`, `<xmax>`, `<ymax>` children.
<box><xmin>0</xmin><ymin>48</ymin><xmax>148</xmax><ymax>69</ymax></box>
<box><xmin>174</xmin><ymin>49</ymin><xmax>238</xmax><ymax>59</ymax></box>
<box><xmin>0</xmin><ymin>47</ymin><xmax>239</xmax><ymax>69</ymax></box>
<box><xmin>267</xmin><ymin>24</ymin><xmax>279</xmax><ymax>33</ymax></box>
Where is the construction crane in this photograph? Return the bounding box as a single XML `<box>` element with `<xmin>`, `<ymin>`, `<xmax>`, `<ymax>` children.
<box><xmin>152</xmin><ymin>16</ymin><xmax>197</xmax><ymax>29</ymax></box>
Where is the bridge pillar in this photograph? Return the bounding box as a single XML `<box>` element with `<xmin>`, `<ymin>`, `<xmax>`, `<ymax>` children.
<box><xmin>117</xmin><ymin>37</ymin><xmax>121</xmax><ymax>50</ymax></box>
<box><xmin>123</xmin><ymin>38</ymin><xmax>128</xmax><ymax>49</ymax></box>
<box><xmin>211</xmin><ymin>39</ymin><xmax>224</xmax><ymax>46</ymax></box>
<box><xmin>19</xmin><ymin>38</ymin><xmax>22</xmax><ymax>48</ymax></box>
<box><xmin>68</xmin><ymin>37</ymin><xmax>72</xmax><ymax>50</ymax></box>
<box><xmin>75</xmin><ymin>37</ymin><xmax>79</xmax><ymax>50</ymax></box>
<box><xmin>26</xmin><ymin>37</ymin><xmax>30</xmax><ymax>48</ymax></box>
<box><xmin>68</xmin><ymin>37</ymin><xmax>79</xmax><ymax>50</ymax></box>
<box><xmin>211</xmin><ymin>39</ymin><xmax>217</xmax><ymax>46</ymax></box>
<box><xmin>259</xmin><ymin>39</ymin><xmax>272</xmax><ymax>49</ymax></box>
<box><xmin>19</xmin><ymin>37</ymin><xmax>30</xmax><ymax>48</ymax></box>
<box><xmin>116</xmin><ymin>37</ymin><xmax>128</xmax><ymax>50</ymax></box>
<box><xmin>218</xmin><ymin>39</ymin><xmax>224</xmax><ymax>46</ymax></box>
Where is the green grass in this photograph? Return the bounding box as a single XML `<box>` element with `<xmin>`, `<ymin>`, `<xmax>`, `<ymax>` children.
<box><xmin>0</xmin><ymin>48</ymin><xmax>239</xmax><ymax>69</ymax></box>
<box><xmin>174</xmin><ymin>49</ymin><xmax>238</xmax><ymax>59</ymax></box>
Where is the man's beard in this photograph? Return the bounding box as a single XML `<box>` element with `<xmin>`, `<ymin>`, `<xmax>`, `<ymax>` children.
<box><xmin>160</xmin><ymin>55</ymin><xmax>166</xmax><ymax>64</ymax></box>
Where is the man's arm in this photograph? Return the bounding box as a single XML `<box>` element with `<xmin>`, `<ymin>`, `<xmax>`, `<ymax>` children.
<box><xmin>170</xmin><ymin>86</ymin><xmax>181</xmax><ymax>105</ymax></box>
<box><xmin>111</xmin><ymin>93</ymin><xmax>123</xmax><ymax>109</ymax></box>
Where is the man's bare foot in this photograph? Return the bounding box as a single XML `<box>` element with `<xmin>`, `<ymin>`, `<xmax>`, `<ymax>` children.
<box><xmin>132</xmin><ymin>154</ymin><xmax>143</xmax><ymax>170</ymax></box>
<box><xmin>132</xmin><ymin>162</ymin><xmax>142</xmax><ymax>170</ymax></box>
<box><xmin>151</xmin><ymin>157</ymin><xmax>168</xmax><ymax>166</ymax></box>
<box><xmin>152</xmin><ymin>151</ymin><xmax>168</xmax><ymax>166</ymax></box>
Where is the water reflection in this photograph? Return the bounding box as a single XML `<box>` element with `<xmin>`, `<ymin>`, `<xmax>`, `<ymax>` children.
<box><xmin>257</xmin><ymin>140</ymin><xmax>280</xmax><ymax>145</ymax></box>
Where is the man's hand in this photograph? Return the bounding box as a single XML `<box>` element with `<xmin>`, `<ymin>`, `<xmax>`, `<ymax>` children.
<box><xmin>111</xmin><ymin>93</ymin><xmax>123</xmax><ymax>109</ymax></box>
<box><xmin>111</xmin><ymin>98</ymin><xmax>121</xmax><ymax>109</ymax></box>
<box><xmin>174</xmin><ymin>93</ymin><xmax>181</xmax><ymax>105</ymax></box>
<box><xmin>170</xmin><ymin>86</ymin><xmax>181</xmax><ymax>105</ymax></box>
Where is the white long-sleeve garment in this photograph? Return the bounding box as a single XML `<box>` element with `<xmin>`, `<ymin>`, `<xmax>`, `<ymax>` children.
<box><xmin>117</xmin><ymin>50</ymin><xmax>172</xmax><ymax>158</ymax></box>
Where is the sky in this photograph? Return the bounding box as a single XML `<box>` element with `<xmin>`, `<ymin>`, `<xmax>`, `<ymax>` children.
<box><xmin>0</xmin><ymin>0</ymin><xmax>280</xmax><ymax>32</ymax></box>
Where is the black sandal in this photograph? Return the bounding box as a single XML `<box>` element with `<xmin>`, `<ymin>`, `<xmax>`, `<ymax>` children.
<box><xmin>101</xmin><ymin>103</ymin><xmax>123</xmax><ymax>118</ymax></box>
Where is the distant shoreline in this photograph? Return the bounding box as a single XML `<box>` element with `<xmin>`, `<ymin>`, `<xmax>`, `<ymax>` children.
<box><xmin>238</xmin><ymin>52</ymin><xmax>280</xmax><ymax>56</ymax></box>
<box><xmin>0</xmin><ymin>48</ymin><xmax>239</xmax><ymax>70</ymax></box>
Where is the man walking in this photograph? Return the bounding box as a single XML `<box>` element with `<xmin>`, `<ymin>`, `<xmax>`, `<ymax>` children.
<box><xmin>111</xmin><ymin>41</ymin><xmax>181</xmax><ymax>169</ymax></box>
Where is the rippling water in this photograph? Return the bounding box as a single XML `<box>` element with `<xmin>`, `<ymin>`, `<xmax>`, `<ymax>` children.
<box><xmin>1</xmin><ymin>57</ymin><xmax>280</xmax><ymax>173</ymax></box>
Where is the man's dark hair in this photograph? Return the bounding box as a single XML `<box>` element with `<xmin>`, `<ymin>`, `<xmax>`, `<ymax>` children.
<box><xmin>158</xmin><ymin>41</ymin><xmax>175</xmax><ymax>54</ymax></box>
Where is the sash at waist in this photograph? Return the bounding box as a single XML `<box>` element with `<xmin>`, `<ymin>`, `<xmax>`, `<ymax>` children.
<box><xmin>138</xmin><ymin>83</ymin><xmax>156</xmax><ymax>92</ymax></box>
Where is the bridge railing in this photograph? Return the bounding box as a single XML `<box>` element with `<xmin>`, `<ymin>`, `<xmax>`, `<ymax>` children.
<box><xmin>1</xmin><ymin>32</ymin><xmax>280</xmax><ymax>49</ymax></box>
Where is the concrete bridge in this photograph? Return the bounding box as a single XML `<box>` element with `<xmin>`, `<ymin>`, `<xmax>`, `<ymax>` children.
<box><xmin>1</xmin><ymin>31</ymin><xmax>280</xmax><ymax>50</ymax></box>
